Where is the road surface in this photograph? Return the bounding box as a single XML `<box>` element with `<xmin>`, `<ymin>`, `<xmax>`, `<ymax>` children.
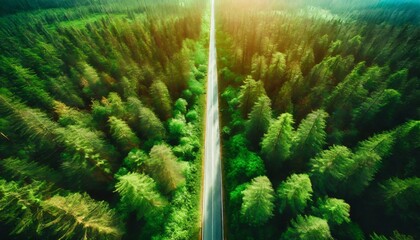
<box><xmin>202</xmin><ymin>0</ymin><xmax>223</xmax><ymax>239</ymax></box>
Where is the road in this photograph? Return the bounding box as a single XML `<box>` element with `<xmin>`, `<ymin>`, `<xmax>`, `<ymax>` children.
<box><xmin>202</xmin><ymin>0</ymin><xmax>223</xmax><ymax>239</ymax></box>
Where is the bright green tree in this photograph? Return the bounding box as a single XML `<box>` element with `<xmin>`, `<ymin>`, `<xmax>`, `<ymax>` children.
<box><xmin>115</xmin><ymin>173</ymin><xmax>166</xmax><ymax>219</ymax></box>
<box><xmin>40</xmin><ymin>193</ymin><xmax>124</xmax><ymax>239</ymax></box>
<box><xmin>312</xmin><ymin>197</ymin><xmax>350</xmax><ymax>225</ymax></box>
<box><xmin>292</xmin><ymin>109</ymin><xmax>328</xmax><ymax>162</ymax></box>
<box><xmin>261</xmin><ymin>113</ymin><xmax>294</xmax><ymax>166</ymax></box>
<box><xmin>241</xmin><ymin>176</ymin><xmax>275</xmax><ymax>226</ymax></box>
<box><xmin>282</xmin><ymin>215</ymin><xmax>333</xmax><ymax>240</ymax></box>
<box><xmin>108</xmin><ymin>116</ymin><xmax>140</xmax><ymax>152</ymax></box>
<box><xmin>238</xmin><ymin>76</ymin><xmax>267</xmax><ymax>117</ymax></box>
<box><xmin>309</xmin><ymin>145</ymin><xmax>354</xmax><ymax>193</ymax></box>
<box><xmin>278</xmin><ymin>174</ymin><xmax>313</xmax><ymax>215</ymax></box>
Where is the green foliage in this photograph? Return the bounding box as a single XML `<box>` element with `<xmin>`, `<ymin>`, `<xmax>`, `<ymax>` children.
<box><xmin>238</xmin><ymin>76</ymin><xmax>267</xmax><ymax>117</ymax></box>
<box><xmin>1</xmin><ymin>158</ymin><xmax>60</xmax><ymax>183</ymax></box>
<box><xmin>292</xmin><ymin>109</ymin><xmax>328</xmax><ymax>162</ymax></box>
<box><xmin>40</xmin><ymin>192</ymin><xmax>124</xmax><ymax>240</ymax></box>
<box><xmin>115</xmin><ymin>173</ymin><xmax>166</xmax><ymax>219</ymax></box>
<box><xmin>312</xmin><ymin>197</ymin><xmax>350</xmax><ymax>225</ymax></box>
<box><xmin>147</xmin><ymin>144</ymin><xmax>185</xmax><ymax>193</ymax></box>
<box><xmin>150</xmin><ymin>80</ymin><xmax>173</xmax><ymax>121</ymax></box>
<box><xmin>282</xmin><ymin>215</ymin><xmax>333</xmax><ymax>240</ymax></box>
<box><xmin>108</xmin><ymin>116</ymin><xmax>140</xmax><ymax>152</ymax></box>
<box><xmin>371</xmin><ymin>231</ymin><xmax>414</xmax><ymax>240</ymax></box>
<box><xmin>277</xmin><ymin>174</ymin><xmax>313</xmax><ymax>215</ymax></box>
<box><xmin>0</xmin><ymin>180</ymin><xmax>49</xmax><ymax>235</ymax></box>
<box><xmin>241</xmin><ymin>176</ymin><xmax>275</xmax><ymax>226</ymax></box>
<box><xmin>261</xmin><ymin>113</ymin><xmax>294</xmax><ymax>166</ymax></box>
<box><xmin>245</xmin><ymin>94</ymin><xmax>272</xmax><ymax>148</ymax></box>
<box><xmin>310</xmin><ymin>145</ymin><xmax>354</xmax><ymax>193</ymax></box>
<box><xmin>380</xmin><ymin>177</ymin><xmax>420</xmax><ymax>222</ymax></box>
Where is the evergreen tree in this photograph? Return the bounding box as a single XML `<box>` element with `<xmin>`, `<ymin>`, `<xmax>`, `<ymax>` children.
<box><xmin>108</xmin><ymin>116</ymin><xmax>140</xmax><ymax>152</ymax></box>
<box><xmin>309</xmin><ymin>145</ymin><xmax>354</xmax><ymax>194</ymax></box>
<box><xmin>241</xmin><ymin>176</ymin><xmax>275</xmax><ymax>226</ymax></box>
<box><xmin>238</xmin><ymin>76</ymin><xmax>267</xmax><ymax>117</ymax></box>
<box><xmin>115</xmin><ymin>173</ymin><xmax>166</xmax><ymax>219</ymax></box>
<box><xmin>277</xmin><ymin>174</ymin><xmax>313</xmax><ymax>215</ymax></box>
<box><xmin>40</xmin><ymin>193</ymin><xmax>124</xmax><ymax>240</ymax></box>
<box><xmin>261</xmin><ymin>113</ymin><xmax>294</xmax><ymax>167</ymax></box>
<box><xmin>150</xmin><ymin>80</ymin><xmax>172</xmax><ymax>120</ymax></box>
<box><xmin>312</xmin><ymin>197</ymin><xmax>350</xmax><ymax>225</ymax></box>
<box><xmin>282</xmin><ymin>215</ymin><xmax>332</xmax><ymax>240</ymax></box>
<box><xmin>245</xmin><ymin>95</ymin><xmax>272</xmax><ymax>149</ymax></box>
<box><xmin>292</xmin><ymin>109</ymin><xmax>328</xmax><ymax>163</ymax></box>
<box><xmin>380</xmin><ymin>177</ymin><xmax>420</xmax><ymax>222</ymax></box>
<box><xmin>147</xmin><ymin>144</ymin><xmax>185</xmax><ymax>193</ymax></box>
<box><xmin>126</xmin><ymin>97</ymin><xmax>165</xmax><ymax>141</ymax></box>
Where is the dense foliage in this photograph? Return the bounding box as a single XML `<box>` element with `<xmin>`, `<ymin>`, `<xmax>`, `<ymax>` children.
<box><xmin>0</xmin><ymin>0</ymin><xmax>207</xmax><ymax>239</ymax></box>
<box><xmin>218</xmin><ymin>0</ymin><xmax>420</xmax><ymax>239</ymax></box>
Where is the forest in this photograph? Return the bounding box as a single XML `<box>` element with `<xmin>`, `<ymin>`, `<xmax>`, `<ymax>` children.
<box><xmin>217</xmin><ymin>0</ymin><xmax>419</xmax><ymax>239</ymax></box>
<box><xmin>0</xmin><ymin>0</ymin><xmax>419</xmax><ymax>239</ymax></box>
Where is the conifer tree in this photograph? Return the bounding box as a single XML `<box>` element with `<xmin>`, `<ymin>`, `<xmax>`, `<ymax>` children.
<box><xmin>261</xmin><ymin>113</ymin><xmax>294</xmax><ymax>166</ymax></box>
<box><xmin>40</xmin><ymin>193</ymin><xmax>124</xmax><ymax>239</ymax></box>
<box><xmin>150</xmin><ymin>80</ymin><xmax>172</xmax><ymax>120</ymax></box>
<box><xmin>245</xmin><ymin>95</ymin><xmax>272</xmax><ymax>149</ymax></box>
<box><xmin>147</xmin><ymin>144</ymin><xmax>185</xmax><ymax>193</ymax></box>
<box><xmin>312</xmin><ymin>197</ymin><xmax>350</xmax><ymax>225</ymax></box>
<box><xmin>282</xmin><ymin>215</ymin><xmax>332</xmax><ymax>240</ymax></box>
<box><xmin>380</xmin><ymin>177</ymin><xmax>420</xmax><ymax>221</ymax></box>
<box><xmin>292</xmin><ymin>109</ymin><xmax>328</xmax><ymax>163</ymax></box>
<box><xmin>115</xmin><ymin>173</ymin><xmax>166</xmax><ymax>219</ymax></box>
<box><xmin>238</xmin><ymin>76</ymin><xmax>267</xmax><ymax>117</ymax></box>
<box><xmin>126</xmin><ymin>97</ymin><xmax>165</xmax><ymax>141</ymax></box>
<box><xmin>241</xmin><ymin>176</ymin><xmax>275</xmax><ymax>226</ymax></box>
<box><xmin>278</xmin><ymin>174</ymin><xmax>313</xmax><ymax>215</ymax></box>
<box><xmin>309</xmin><ymin>145</ymin><xmax>354</xmax><ymax>193</ymax></box>
<box><xmin>108</xmin><ymin>116</ymin><xmax>140</xmax><ymax>152</ymax></box>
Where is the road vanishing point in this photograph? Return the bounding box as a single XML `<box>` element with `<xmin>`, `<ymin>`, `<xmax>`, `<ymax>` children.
<box><xmin>201</xmin><ymin>0</ymin><xmax>224</xmax><ymax>239</ymax></box>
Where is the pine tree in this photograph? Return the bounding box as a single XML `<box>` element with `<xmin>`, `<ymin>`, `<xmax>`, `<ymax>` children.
<box><xmin>241</xmin><ymin>176</ymin><xmax>275</xmax><ymax>226</ymax></box>
<box><xmin>1</xmin><ymin>158</ymin><xmax>60</xmax><ymax>183</ymax></box>
<box><xmin>147</xmin><ymin>144</ymin><xmax>185</xmax><ymax>193</ymax></box>
<box><xmin>0</xmin><ymin>93</ymin><xmax>61</xmax><ymax>147</ymax></box>
<box><xmin>312</xmin><ymin>197</ymin><xmax>350</xmax><ymax>225</ymax></box>
<box><xmin>292</xmin><ymin>109</ymin><xmax>328</xmax><ymax>163</ymax></box>
<box><xmin>39</xmin><ymin>192</ymin><xmax>124</xmax><ymax>239</ymax></box>
<box><xmin>309</xmin><ymin>145</ymin><xmax>354</xmax><ymax>193</ymax></box>
<box><xmin>150</xmin><ymin>80</ymin><xmax>172</xmax><ymax>120</ymax></box>
<box><xmin>245</xmin><ymin>95</ymin><xmax>272</xmax><ymax>149</ymax></box>
<box><xmin>277</xmin><ymin>174</ymin><xmax>313</xmax><ymax>215</ymax></box>
<box><xmin>126</xmin><ymin>97</ymin><xmax>165</xmax><ymax>141</ymax></box>
<box><xmin>0</xmin><ymin>179</ymin><xmax>50</xmax><ymax>236</ymax></box>
<box><xmin>261</xmin><ymin>113</ymin><xmax>294</xmax><ymax>167</ymax></box>
<box><xmin>380</xmin><ymin>177</ymin><xmax>420</xmax><ymax>221</ymax></box>
<box><xmin>282</xmin><ymin>215</ymin><xmax>333</xmax><ymax>240</ymax></box>
<box><xmin>108</xmin><ymin>116</ymin><xmax>140</xmax><ymax>152</ymax></box>
<box><xmin>238</xmin><ymin>76</ymin><xmax>267</xmax><ymax>117</ymax></box>
<box><xmin>115</xmin><ymin>173</ymin><xmax>166</xmax><ymax>219</ymax></box>
<box><xmin>251</xmin><ymin>54</ymin><xmax>268</xmax><ymax>81</ymax></box>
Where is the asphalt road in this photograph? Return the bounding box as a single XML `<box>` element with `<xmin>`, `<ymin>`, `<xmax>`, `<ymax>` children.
<box><xmin>202</xmin><ymin>0</ymin><xmax>223</xmax><ymax>239</ymax></box>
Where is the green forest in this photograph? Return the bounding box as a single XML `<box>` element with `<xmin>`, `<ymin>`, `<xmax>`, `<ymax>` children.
<box><xmin>0</xmin><ymin>0</ymin><xmax>419</xmax><ymax>239</ymax></box>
